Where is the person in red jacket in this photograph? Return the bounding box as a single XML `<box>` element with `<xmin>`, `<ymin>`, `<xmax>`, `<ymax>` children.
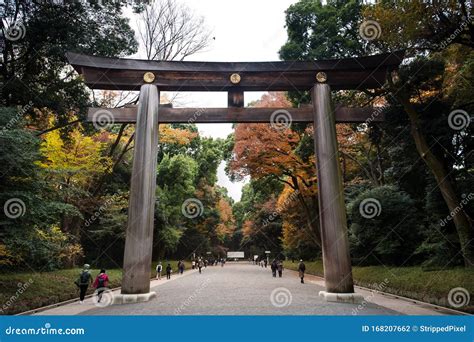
<box><xmin>93</xmin><ymin>269</ymin><xmax>109</xmax><ymax>303</ymax></box>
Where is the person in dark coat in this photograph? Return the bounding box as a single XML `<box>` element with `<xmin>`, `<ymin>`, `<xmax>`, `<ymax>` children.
<box><xmin>75</xmin><ymin>264</ymin><xmax>92</xmax><ymax>304</ymax></box>
<box><xmin>270</xmin><ymin>260</ymin><xmax>277</xmax><ymax>277</ymax></box>
<box><xmin>166</xmin><ymin>263</ymin><xmax>172</xmax><ymax>279</ymax></box>
<box><xmin>277</xmin><ymin>260</ymin><xmax>283</xmax><ymax>277</ymax></box>
<box><xmin>298</xmin><ymin>259</ymin><xmax>306</xmax><ymax>284</ymax></box>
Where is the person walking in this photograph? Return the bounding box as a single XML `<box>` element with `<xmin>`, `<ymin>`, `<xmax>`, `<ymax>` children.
<box><xmin>93</xmin><ymin>269</ymin><xmax>109</xmax><ymax>303</ymax></box>
<box><xmin>75</xmin><ymin>264</ymin><xmax>92</xmax><ymax>304</ymax></box>
<box><xmin>270</xmin><ymin>260</ymin><xmax>277</xmax><ymax>277</ymax></box>
<box><xmin>264</xmin><ymin>259</ymin><xmax>268</xmax><ymax>268</ymax></box>
<box><xmin>198</xmin><ymin>259</ymin><xmax>203</xmax><ymax>273</ymax></box>
<box><xmin>191</xmin><ymin>260</ymin><xmax>196</xmax><ymax>269</ymax></box>
<box><xmin>179</xmin><ymin>261</ymin><xmax>185</xmax><ymax>274</ymax></box>
<box><xmin>166</xmin><ymin>263</ymin><xmax>172</xmax><ymax>279</ymax></box>
<box><xmin>277</xmin><ymin>260</ymin><xmax>283</xmax><ymax>277</ymax></box>
<box><xmin>156</xmin><ymin>262</ymin><xmax>163</xmax><ymax>280</ymax></box>
<box><xmin>298</xmin><ymin>259</ymin><xmax>306</xmax><ymax>284</ymax></box>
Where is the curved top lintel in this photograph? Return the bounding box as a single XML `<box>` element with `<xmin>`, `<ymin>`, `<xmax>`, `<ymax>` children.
<box><xmin>66</xmin><ymin>51</ymin><xmax>404</xmax><ymax>91</ymax></box>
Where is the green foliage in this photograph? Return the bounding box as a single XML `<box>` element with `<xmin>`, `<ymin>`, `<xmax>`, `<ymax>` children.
<box><xmin>348</xmin><ymin>186</ymin><xmax>423</xmax><ymax>266</ymax></box>
<box><xmin>1</xmin><ymin>0</ymin><xmax>137</xmax><ymax>121</ymax></box>
<box><xmin>279</xmin><ymin>0</ymin><xmax>368</xmax><ymax>61</ymax></box>
<box><xmin>284</xmin><ymin>260</ymin><xmax>473</xmax><ymax>313</ymax></box>
<box><xmin>4</xmin><ymin>226</ymin><xmax>82</xmax><ymax>271</ymax></box>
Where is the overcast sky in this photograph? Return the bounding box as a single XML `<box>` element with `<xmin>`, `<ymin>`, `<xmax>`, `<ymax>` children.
<box><xmin>126</xmin><ymin>0</ymin><xmax>297</xmax><ymax>201</ymax></box>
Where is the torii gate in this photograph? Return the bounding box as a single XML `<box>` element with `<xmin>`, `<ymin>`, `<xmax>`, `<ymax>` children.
<box><xmin>67</xmin><ymin>51</ymin><xmax>403</xmax><ymax>304</ymax></box>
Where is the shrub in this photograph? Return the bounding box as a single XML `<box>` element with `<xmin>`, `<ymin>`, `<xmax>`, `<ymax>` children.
<box><xmin>347</xmin><ymin>186</ymin><xmax>423</xmax><ymax>266</ymax></box>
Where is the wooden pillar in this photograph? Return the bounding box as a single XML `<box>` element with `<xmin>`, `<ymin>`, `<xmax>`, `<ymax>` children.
<box><xmin>312</xmin><ymin>81</ymin><xmax>355</xmax><ymax>294</ymax></box>
<box><xmin>121</xmin><ymin>84</ymin><xmax>159</xmax><ymax>294</ymax></box>
<box><xmin>228</xmin><ymin>90</ymin><xmax>244</xmax><ymax>108</ymax></box>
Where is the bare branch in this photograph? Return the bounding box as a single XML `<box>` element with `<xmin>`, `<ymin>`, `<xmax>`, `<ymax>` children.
<box><xmin>137</xmin><ymin>0</ymin><xmax>212</xmax><ymax>62</ymax></box>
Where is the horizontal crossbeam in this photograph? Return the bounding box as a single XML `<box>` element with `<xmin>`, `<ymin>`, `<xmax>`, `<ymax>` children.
<box><xmin>87</xmin><ymin>106</ymin><xmax>383</xmax><ymax>124</ymax></box>
<box><xmin>67</xmin><ymin>51</ymin><xmax>404</xmax><ymax>91</ymax></box>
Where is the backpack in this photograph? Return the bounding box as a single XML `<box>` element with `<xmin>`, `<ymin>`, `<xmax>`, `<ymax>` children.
<box><xmin>97</xmin><ymin>275</ymin><xmax>105</xmax><ymax>288</ymax></box>
<box><xmin>157</xmin><ymin>264</ymin><xmax>162</xmax><ymax>272</ymax></box>
<box><xmin>77</xmin><ymin>271</ymin><xmax>90</xmax><ymax>286</ymax></box>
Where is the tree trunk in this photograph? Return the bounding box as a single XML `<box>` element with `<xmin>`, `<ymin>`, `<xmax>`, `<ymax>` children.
<box><xmin>396</xmin><ymin>90</ymin><xmax>474</xmax><ymax>267</ymax></box>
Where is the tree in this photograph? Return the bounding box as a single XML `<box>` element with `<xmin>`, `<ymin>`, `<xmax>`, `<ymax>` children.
<box><xmin>37</xmin><ymin>116</ymin><xmax>112</xmax><ymax>236</ymax></box>
<box><xmin>362</xmin><ymin>1</ymin><xmax>474</xmax><ymax>267</ymax></box>
<box><xmin>362</xmin><ymin>1</ymin><xmax>474</xmax><ymax>51</ymax></box>
<box><xmin>229</xmin><ymin>93</ymin><xmax>321</xmax><ymax>246</ymax></box>
<box><xmin>1</xmin><ymin>0</ymin><xmax>137</xmax><ymax>120</ymax></box>
<box><xmin>281</xmin><ymin>0</ymin><xmax>474</xmax><ymax>267</ymax></box>
<box><xmin>0</xmin><ymin>107</ymin><xmax>80</xmax><ymax>270</ymax></box>
<box><xmin>348</xmin><ymin>186</ymin><xmax>422</xmax><ymax>266</ymax></box>
<box><xmin>137</xmin><ymin>0</ymin><xmax>211</xmax><ymax>61</ymax></box>
<box><xmin>279</xmin><ymin>0</ymin><xmax>369</xmax><ymax>61</ymax></box>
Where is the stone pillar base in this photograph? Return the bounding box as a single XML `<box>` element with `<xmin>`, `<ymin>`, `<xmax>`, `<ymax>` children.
<box><xmin>112</xmin><ymin>291</ymin><xmax>156</xmax><ymax>305</ymax></box>
<box><xmin>319</xmin><ymin>291</ymin><xmax>364</xmax><ymax>304</ymax></box>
